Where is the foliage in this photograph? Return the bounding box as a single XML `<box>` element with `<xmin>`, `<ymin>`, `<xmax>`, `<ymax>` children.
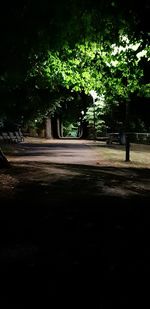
<box><xmin>63</xmin><ymin>121</ymin><xmax>78</xmax><ymax>137</ymax></box>
<box><xmin>0</xmin><ymin>0</ymin><xmax>149</xmax><ymax>127</ymax></box>
<box><xmin>1</xmin><ymin>0</ymin><xmax>149</xmax><ymax>89</ymax></box>
<box><xmin>29</xmin><ymin>35</ymin><xmax>149</xmax><ymax>118</ymax></box>
<box><xmin>84</xmin><ymin>95</ymin><xmax>106</xmax><ymax>135</ymax></box>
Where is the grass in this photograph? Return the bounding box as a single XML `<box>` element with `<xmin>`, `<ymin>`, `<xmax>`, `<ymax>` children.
<box><xmin>87</xmin><ymin>141</ymin><xmax>150</xmax><ymax>168</ymax></box>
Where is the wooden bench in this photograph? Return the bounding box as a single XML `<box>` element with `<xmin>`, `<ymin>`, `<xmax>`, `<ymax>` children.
<box><xmin>106</xmin><ymin>133</ymin><xmax>126</xmax><ymax>145</ymax></box>
<box><xmin>0</xmin><ymin>131</ymin><xmax>24</xmax><ymax>144</ymax></box>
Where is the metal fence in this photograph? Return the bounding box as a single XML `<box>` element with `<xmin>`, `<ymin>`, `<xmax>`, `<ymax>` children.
<box><xmin>105</xmin><ymin>132</ymin><xmax>150</xmax><ymax>145</ymax></box>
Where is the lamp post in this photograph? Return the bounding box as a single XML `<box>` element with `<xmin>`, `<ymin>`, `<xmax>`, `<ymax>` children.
<box><xmin>79</xmin><ymin>110</ymin><xmax>84</xmax><ymax>138</ymax></box>
<box><xmin>89</xmin><ymin>90</ymin><xmax>97</xmax><ymax>140</ymax></box>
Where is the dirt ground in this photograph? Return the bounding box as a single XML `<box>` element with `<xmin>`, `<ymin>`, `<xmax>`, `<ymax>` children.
<box><xmin>0</xmin><ymin>138</ymin><xmax>150</xmax><ymax>307</ymax></box>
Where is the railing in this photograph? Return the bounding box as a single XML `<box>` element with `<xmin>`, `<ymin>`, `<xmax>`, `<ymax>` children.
<box><xmin>106</xmin><ymin>132</ymin><xmax>150</xmax><ymax>145</ymax></box>
<box><xmin>131</xmin><ymin>133</ymin><xmax>150</xmax><ymax>144</ymax></box>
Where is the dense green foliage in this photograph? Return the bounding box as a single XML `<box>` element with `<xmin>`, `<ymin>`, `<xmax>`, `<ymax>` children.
<box><xmin>29</xmin><ymin>37</ymin><xmax>149</xmax><ymax>95</ymax></box>
<box><xmin>0</xmin><ymin>0</ymin><xmax>149</xmax><ymax>130</ymax></box>
<box><xmin>28</xmin><ymin>35</ymin><xmax>149</xmax><ymax>133</ymax></box>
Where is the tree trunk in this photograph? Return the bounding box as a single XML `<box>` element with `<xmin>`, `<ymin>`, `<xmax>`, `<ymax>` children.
<box><xmin>45</xmin><ymin>116</ymin><xmax>52</xmax><ymax>139</ymax></box>
<box><xmin>0</xmin><ymin>149</ymin><xmax>10</xmax><ymax>168</ymax></box>
<box><xmin>60</xmin><ymin>121</ymin><xmax>63</xmax><ymax>138</ymax></box>
<box><xmin>56</xmin><ymin>117</ymin><xmax>61</xmax><ymax>138</ymax></box>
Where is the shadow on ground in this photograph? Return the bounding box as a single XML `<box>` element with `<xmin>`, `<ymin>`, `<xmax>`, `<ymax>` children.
<box><xmin>0</xmin><ymin>162</ymin><xmax>150</xmax><ymax>307</ymax></box>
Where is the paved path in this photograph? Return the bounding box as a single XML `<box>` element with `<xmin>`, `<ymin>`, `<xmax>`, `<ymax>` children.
<box><xmin>0</xmin><ymin>138</ymin><xmax>149</xmax><ymax>307</ymax></box>
<box><xmin>9</xmin><ymin>138</ymin><xmax>100</xmax><ymax>165</ymax></box>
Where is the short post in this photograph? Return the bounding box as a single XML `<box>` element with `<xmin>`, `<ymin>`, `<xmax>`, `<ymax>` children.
<box><xmin>125</xmin><ymin>98</ymin><xmax>130</xmax><ymax>162</ymax></box>
<box><xmin>125</xmin><ymin>133</ymin><xmax>130</xmax><ymax>161</ymax></box>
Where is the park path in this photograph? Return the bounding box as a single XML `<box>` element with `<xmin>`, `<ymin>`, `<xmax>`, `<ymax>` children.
<box><xmin>0</xmin><ymin>137</ymin><xmax>150</xmax><ymax>307</ymax></box>
<box><xmin>8</xmin><ymin>138</ymin><xmax>100</xmax><ymax>165</ymax></box>
<box><xmin>3</xmin><ymin>137</ymin><xmax>150</xmax><ymax>201</ymax></box>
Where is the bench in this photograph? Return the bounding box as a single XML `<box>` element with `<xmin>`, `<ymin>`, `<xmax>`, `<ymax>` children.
<box><xmin>0</xmin><ymin>131</ymin><xmax>24</xmax><ymax>144</ymax></box>
<box><xmin>106</xmin><ymin>133</ymin><xmax>126</xmax><ymax>145</ymax></box>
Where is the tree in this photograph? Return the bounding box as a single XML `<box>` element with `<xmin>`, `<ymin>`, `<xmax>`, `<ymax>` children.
<box><xmin>0</xmin><ymin>0</ymin><xmax>149</xmax><ymax>166</ymax></box>
<box><xmin>84</xmin><ymin>94</ymin><xmax>106</xmax><ymax>138</ymax></box>
<box><xmin>29</xmin><ymin>34</ymin><xmax>149</xmax><ymax>160</ymax></box>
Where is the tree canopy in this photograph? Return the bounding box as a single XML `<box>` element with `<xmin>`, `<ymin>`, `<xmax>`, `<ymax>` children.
<box><xmin>28</xmin><ymin>34</ymin><xmax>149</xmax><ymax>104</ymax></box>
<box><xmin>0</xmin><ymin>0</ymin><xmax>149</xmax><ymax>79</ymax></box>
<box><xmin>0</xmin><ymin>0</ymin><xmax>149</xmax><ymax>125</ymax></box>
